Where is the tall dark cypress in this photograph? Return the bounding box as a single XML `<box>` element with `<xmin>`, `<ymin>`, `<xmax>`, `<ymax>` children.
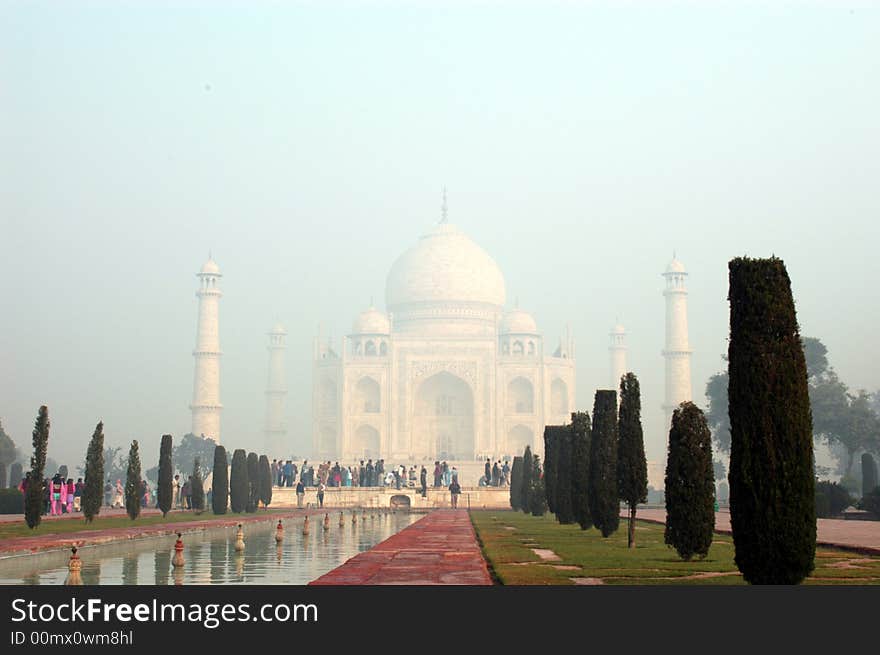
<box><xmin>157</xmin><ymin>434</ymin><xmax>173</xmax><ymax>517</ymax></box>
<box><xmin>570</xmin><ymin>411</ymin><xmax>592</xmax><ymax>530</ymax></box>
<box><xmin>25</xmin><ymin>406</ymin><xmax>50</xmax><ymax>529</ymax></box>
<box><xmin>553</xmin><ymin>425</ymin><xmax>574</xmax><ymax>524</ymax></box>
<box><xmin>520</xmin><ymin>445</ymin><xmax>533</xmax><ymax>515</ymax></box>
<box><xmin>862</xmin><ymin>453</ymin><xmax>878</xmax><ymax>498</ymax></box>
<box><xmin>82</xmin><ymin>422</ymin><xmax>105</xmax><ymax>522</ymax></box>
<box><xmin>124</xmin><ymin>440</ymin><xmax>141</xmax><ymax>521</ymax></box>
<box><xmin>728</xmin><ymin>257</ymin><xmax>816</xmax><ymax>584</ymax></box>
<box><xmin>246</xmin><ymin>452</ymin><xmax>259</xmax><ymax>512</ymax></box>
<box><xmin>618</xmin><ymin>373</ymin><xmax>648</xmax><ymax>548</ymax></box>
<box><xmin>509</xmin><ymin>456</ymin><xmax>523</xmax><ymax>511</ymax></box>
<box><xmin>543</xmin><ymin>426</ymin><xmax>558</xmax><ymax>514</ymax></box>
<box><xmin>258</xmin><ymin>454</ymin><xmax>272</xmax><ymax>508</ymax></box>
<box><xmin>10</xmin><ymin>462</ymin><xmax>23</xmax><ymax>489</ymax></box>
<box><xmin>191</xmin><ymin>457</ymin><xmax>205</xmax><ymax>512</ymax></box>
<box><xmin>527</xmin><ymin>455</ymin><xmax>547</xmax><ymax>517</ymax></box>
<box><xmin>664</xmin><ymin>402</ymin><xmax>715</xmax><ymax>560</ymax></box>
<box><xmin>589</xmin><ymin>390</ymin><xmax>619</xmax><ymax>537</ymax></box>
<box><xmin>229</xmin><ymin>449</ymin><xmax>248</xmax><ymax>513</ymax></box>
<box><xmin>211</xmin><ymin>445</ymin><xmax>228</xmax><ymax>514</ymax></box>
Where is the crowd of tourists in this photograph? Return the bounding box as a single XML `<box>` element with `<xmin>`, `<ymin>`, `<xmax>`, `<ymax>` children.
<box><xmin>478</xmin><ymin>459</ymin><xmax>511</xmax><ymax>487</ymax></box>
<box><xmin>270</xmin><ymin>459</ymin><xmax>468</xmax><ymax>491</ymax></box>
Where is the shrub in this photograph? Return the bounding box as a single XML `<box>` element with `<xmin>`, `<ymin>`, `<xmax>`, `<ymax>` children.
<box><xmin>230</xmin><ymin>449</ymin><xmax>248</xmax><ymax>513</ymax></box>
<box><xmin>0</xmin><ymin>488</ymin><xmax>24</xmax><ymax>514</ymax></box>
<box><xmin>246</xmin><ymin>452</ymin><xmax>259</xmax><ymax>513</ymax></box>
<box><xmin>543</xmin><ymin>425</ymin><xmax>558</xmax><ymax>515</ymax></box>
<box><xmin>862</xmin><ymin>486</ymin><xmax>880</xmax><ymax>519</ymax></box>
<box><xmin>664</xmin><ymin>402</ymin><xmax>715</xmax><ymax>561</ymax></box>
<box><xmin>520</xmin><ymin>445</ymin><xmax>533</xmax><ymax>515</ymax></box>
<box><xmin>814</xmin><ymin>481</ymin><xmax>853</xmax><ymax>518</ymax></box>
<box><xmin>728</xmin><ymin>257</ymin><xmax>816</xmax><ymax>584</ymax></box>
<box><xmin>526</xmin><ymin>455</ymin><xmax>546</xmax><ymax>517</ymax></box>
<box><xmin>861</xmin><ymin>454</ymin><xmax>877</xmax><ymax>498</ymax></box>
<box><xmin>157</xmin><ymin>434</ymin><xmax>173</xmax><ymax>517</ymax></box>
<box><xmin>211</xmin><ymin>445</ymin><xmax>228</xmax><ymax>515</ymax></box>
<box><xmin>259</xmin><ymin>455</ymin><xmax>272</xmax><ymax>508</ymax></box>
<box><xmin>509</xmin><ymin>456</ymin><xmax>523</xmax><ymax>511</ymax></box>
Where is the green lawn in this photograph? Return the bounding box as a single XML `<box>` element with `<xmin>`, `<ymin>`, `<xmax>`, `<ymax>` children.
<box><xmin>470</xmin><ymin>510</ymin><xmax>880</xmax><ymax>585</ymax></box>
<box><xmin>0</xmin><ymin>509</ymin><xmax>288</xmax><ymax>541</ymax></box>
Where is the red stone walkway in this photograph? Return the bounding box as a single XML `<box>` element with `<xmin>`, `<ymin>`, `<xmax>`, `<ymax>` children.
<box><xmin>0</xmin><ymin>509</ymin><xmax>326</xmax><ymax>556</ymax></box>
<box><xmin>628</xmin><ymin>508</ymin><xmax>880</xmax><ymax>555</ymax></box>
<box><xmin>310</xmin><ymin>509</ymin><xmax>492</xmax><ymax>585</ymax></box>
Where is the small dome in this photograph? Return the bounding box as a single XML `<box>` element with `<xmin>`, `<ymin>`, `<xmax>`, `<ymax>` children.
<box><xmin>665</xmin><ymin>257</ymin><xmax>686</xmax><ymax>274</ymax></box>
<box><xmin>270</xmin><ymin>322</ymin><xmax>286</xmax><ymax>335</ymax></box>
<box><xmin>501</xmin><ymin>308</ymin><xmax>538</xmax><ymax>334</ymax></box>
<box><xmin>611</xmin><ymin>323</ymin><xmax>626</xmax><ymax>335</ymax></box>
<box><xmin>352</xmin><ymin>307</ymin><xmax>390</xmax><ymax>335</ymax></box>
<box><xmin>200</xmin><ymin>258</ymin><xmax>221</xmax><ymax>275</ymax></box>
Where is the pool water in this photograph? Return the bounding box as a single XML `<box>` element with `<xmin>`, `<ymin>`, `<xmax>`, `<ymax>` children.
<box><xmin>0</xmin><ymin>512</ymin><xmax>420</xmax><ymax>585</ymax></box>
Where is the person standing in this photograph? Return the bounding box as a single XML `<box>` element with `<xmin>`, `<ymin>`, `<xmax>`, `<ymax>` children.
<box><xmin>420</xmin><ymin>466</ymin><xmax>427</xmax><ymax>498</ymax></box>
<box><xmin>449</xmin><ymin>478</ymin><xmax>461</xmax><ymax>509</ymax></box>
<box><xmin>492</xmin><ymin>461</ymin><xmax>500</xmax><ymax>487</ymax></box>
<box><xmin>114</xmin><ymin>479</ymin><xmax>124</xmax><ymax>508</ymax></box>
<box><xmin>296</xmin><ymin>479</ymin><xmax>305</xmax><ymax>508</ymax></box>
<box><xmin>104</xmin><ymin>478</ymin><xmax>113</xmax><ymax>507</ymax></box>
<box><xmin>317</xmin><ymin>481</ymin><xmax>325</xmax><ymax>508</ymax></box>
<box><xmin>365</xmin><ymin>460</ymin><xmax>374</xmax><ymax>487</ymax></box>
<box><xmin>484</xmin><ymin>458</ymin><xmax>491</xmax><ymax>488</ymax></box>
<box><xmin>502</xmin><ymin>460</ymin><xmax>510</xmax><ymax>486</ymax></box>
<box><xmin>433</xmin><ymin>461</ymin><xmax>441</xmax><ymax>488</ymax></box>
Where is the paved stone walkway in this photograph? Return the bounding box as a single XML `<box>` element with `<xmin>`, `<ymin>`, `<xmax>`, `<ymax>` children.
<box><xmin>0</xmin><ymin>509</ymin><xmax>327</xmax><ymax>557</ymax></box>
<box><xmin>630</xmin><ymin>508</ymin><xmax>880</xmax><ymax>554</ymax></box>
<box><xmin>309</xmin><ymin>509</ymin><xmax>492</xmax><ymax>585</ymax></box>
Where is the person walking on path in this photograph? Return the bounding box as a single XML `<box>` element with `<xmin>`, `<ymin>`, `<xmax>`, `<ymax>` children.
<box><xmin>449</xmin><ymin>478</ymin><xmax>461</xmax><ymax>509</ymax></box>
<box><xmin>317</xmin><ymin>481</ymin><xmax>326</xmax><ymax>508</ymax></box>
<box><xmin>113</xmin><ymin>479</ymin><xmax>124</xmax><ymax>508</ymax></box>
<box><xmin>296</xmin><ymin>479</ymin><xmax>305</xmax><ymax>508</ymax></box>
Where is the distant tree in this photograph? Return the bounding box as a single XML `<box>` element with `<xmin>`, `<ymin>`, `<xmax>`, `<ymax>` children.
<box><xmin>191</xmin><ymin>457</ymin><xmax>205</xmax><ymax>512</ymax></box>
<box><xmin>618</xmin><ymin>373</ymin><xmax>648</xmax><ymax>548</ymax></box>
<box><xmin>862</xmin><ymin>486</ymin><xmax>880</xmax><ymax>519</ymax></box>
<box><xmin>552</xmin><ymin>425</ymin><xmax>574</xmax><ymax>524</ymax></box>
<box><xmin>520</xmin><ymin>445</ymin><xmax>533</xmax><ymax>515</ymax></box>
<box><xmin>100</xmin><ymin>446</ymin><xmax>126</xmax><ymax>484</ymax></box>
<box><xmin>704</xmin><ymin>371</ymin><xmax>731</xmax><ymax>453</ymax></box>
<box><xmin>509</xmin><ymin>456</ymin><xmax>524</xmax><ymax>511</ymax></box>
<box><xmin>9</xmin><ymin>462</ymin><xmax>23</xmax><ymax>489</ymax></box>
<box><xmin>570</xmin><ymin>411</ymin><xmax>592</xmax><ymax>531</ymax></box>
<box><xmin>589</xmin><ymin>390</ymin><xmax>619</xmax><ymax>537</ymax></box>
<box><xmin>814</xmin><ymin>481</ymin><xmax>853</xmax><ymax>519</ymax></box>
<box><xmin>58</xmin><ymin>464</ymin><xmax>68</xmax><ymax>480</ymax></box>
<box><xmin>712</xmin><ymin>460</ymin><xmax>726</xmax><ymax>481</ymax></box>
<box><xmin>157</xmin><ymin>434</ymin><xmax>173</xmax><ymax>517</ymax></box>
<box><xmin>82</xmin><ymin>422</ymin><xmax>105</xmax><ymax>522</ymax></box>
<box><xmin>246</xmin><ymin>452</ymin><xmax>259</xmax><ymax>513</ymax></box>
<box><xmin>124</xmin><ymin>440</ymin><xmax>141</xmax><ymax>521</ymax></box>
<box><xmin>664</xmin><ymin>402</ymin><xmax>715</xmax><ymax>560</ymax></box>
<box><xmin>173</xmin><ymin>433</ymin><xmax>218</xmax><ymax>477</ymax></box>
<box><xmin>728</xmin><ymin>256</ymin><xmax>815</xmax><ymax>585</ymax></box>
<box><xmin>258</xmin><ymin>455</ymin><xmax>272</xmax><ymax>508</ymax></box>
<box><xmin>25</xmin><ymin>406</ymin><xmax>50</xmax><ymax>529</ymax></box>
<box><xmin>0</xmin><ymin>419</ymin><xmax>17</xmax><ymax>490</ymax></box>
<box><xmin>229</xmin><ymin>449</ymin><xmax>248</xmax><ymax>513</ymax></box>
<box><xmin>211</xmin><ymin>445</ymin><xmax>228</xmax><ymax>514</ymax></box>
<box><xmin>527</xmin><ymin>455</ymin><xmax>547</xmax><ymax>517</ymax></box>
<box><xmin>543</xmin><ymin>426</ymin><xmax>558</xmax><ymax>515</ymax></box>
<box><xmin>863</xmin><ymin>454</ymin><xmax>878</xmax><ymax>498</ymax></box>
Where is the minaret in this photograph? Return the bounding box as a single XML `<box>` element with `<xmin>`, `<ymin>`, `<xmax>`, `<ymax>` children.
<box><xmin>190</xmin><ymin>257</ymin><xmax>222</xmax><ymax>442</ymax></box>
<box><xmin>609</xmin><ymin>322</ymin><xmax>627</xmax><ymax>390</ymax></box>
<box><xmin>264</xmin><ymin>323</ymin><xmax>288</xmax><ymax>455</ymax></box>
<box><xmin>662</xmin><ymin>254</ymin><xmax>692</xmax><ymax>429</ymax></box>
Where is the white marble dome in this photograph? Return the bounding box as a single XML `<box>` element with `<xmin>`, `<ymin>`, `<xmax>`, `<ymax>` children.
<box><xmin>352</xmin><ymin>306</ymin><xmax>391</xmax><ymax>334</ymax></box>
<box><xmin>501</xmin><ymin>308</ymin><xmax>538</xmax><ymax>334</ymax></box>
<box><xmin>200</xmin><ymin>258</ymin><xmax>220</xmax><ymax>275</ymax></box>
<box><xmin>385</xmin><ymin>223</ymin><xmax>506</xmax><ymax>310</ymax></box>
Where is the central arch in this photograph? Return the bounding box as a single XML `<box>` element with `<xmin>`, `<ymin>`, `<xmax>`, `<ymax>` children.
<box><xmin>353</xmin><ymin>424</ymin><xmax>380</xmax><ymax>460</ymax></box>
<box><xmin>413</xmin><ymin>371</ymin><xmax>474</xmax><ymax>460</ymax></box>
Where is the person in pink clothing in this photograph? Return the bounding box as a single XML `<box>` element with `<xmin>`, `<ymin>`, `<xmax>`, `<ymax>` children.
<box><xmin>66</xmin><ymin>479</ymin><xmax>75</xmax><ymax>514</ymax></box>
<box><xmin>50</xmin><ymin>474</ymin><xmax>63</xmax><ymax>515</ymax></box>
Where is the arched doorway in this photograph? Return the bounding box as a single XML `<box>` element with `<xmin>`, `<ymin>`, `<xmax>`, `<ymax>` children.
<box><xmin>353</xmin><ymin>424</ymin><xmax>380</xmax><ymax>460</ymax></box>
<box><xmin>414</xmin><ymin>371</ymin><xmax>474</xmax><ymax>460</ymax></box>
<box><xmin>354</xmin><ymin>377</ymin><xmax>381</xmax><ymax>413</ymax></box>
<box><xmin>507</xmin><ymin>377</ymin><xmax>534</xmax><ymax>414</ymax></box>
<box><xmin>551</xmin><ymin>378</ymin><xmax>568</xmax><ymax>417</ymax></box>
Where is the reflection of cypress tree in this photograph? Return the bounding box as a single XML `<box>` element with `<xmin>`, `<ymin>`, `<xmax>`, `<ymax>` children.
<box><xmin>121</xmin><ymin>555</ymin><xmax>138</xmax><ymax>586</ymax></box>
<box><xmin>209</xmin><ymin>540</ymin><xmax>228</xmax><ymax>585</ymax></box>
<box><xmin>154</xmin><ymin>549</ymin><xmax>171</xmax><ymax>586</ymax></box>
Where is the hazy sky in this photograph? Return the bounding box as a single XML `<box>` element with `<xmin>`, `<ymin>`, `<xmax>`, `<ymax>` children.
<box><xmin>2</xmin><ymin>1</ymin><xmax>878</xmax><ymax>476</ymax></box>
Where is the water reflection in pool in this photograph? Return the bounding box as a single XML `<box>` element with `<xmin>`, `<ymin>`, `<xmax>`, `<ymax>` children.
<box><xmin>0</xmin><ymin>512</ymin><xmax>420</xmax><ymax>585</ymax></box>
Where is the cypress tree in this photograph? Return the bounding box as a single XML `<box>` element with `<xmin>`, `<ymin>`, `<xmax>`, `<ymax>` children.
<box><xmin>82</xmin><ymin>422</ymin><xmax>105</xmax><ymax>522</ymax></box>
<box><xmin>246</xmin><ymin>452</ymin><xmax>259</xmax><ymax>512</ymax></box>
<box><xmin>570</xmin><ymin>411</ymin><xmax>593</xmax><ymax>530</ymax></box>
<box><xmin>0</xmin><ymin>465</ymin><xmax>5</xmax><ymax>490</ymax></box>
<box><xmin>862</xmin><ymin>453</ymin><xmax>877</xmax><ymax>499</ymax></box>
<box><xmin>509</xmin><ymin>456</ymin><xmax>523</xmax><ymax>510</ymax></box>
<box><xmin>589</xmin><ymin>390</ymin><xmax>619</xmax><ymax>537</ymax></box>
<box><xmin>124</xmin><ymin>440</ymin><xmax>141</xmax><ymax>521</ymax></box>
<box><xmin>191</xmin><ymin>457</ymin><xmax>205</xmax><ymax>512</ymax></box>
<box><xmin>728</xmin><ymin>256</ymin><xmax>816</xmax><ymax>584</ymax></box>
<box><xmin>259</xmin><ymin>454</ymin><xmax>272</xmax><ymax>508</ymax></box>
<box><xmin>157</xmin><ymin>434</ymin><xmax>173</xmax><ymax>517</ymax></box>
<box><xmin>553</xmin><ymin>425</ymin><xmax>574</xmax><ymax>524</ymax></box>
<box><xmin>230</xmin><ymin>449</ymin><xmax>248</xmax><ymax>513</ymax></box>
<box><xmin>527</xmin><ymin>455</ymin><xmax>547</xmax><ymax>517</ymax></box>
<box><xmin>10</xmin><ymin>462</ymin><xmax>23</xmax><ymax>489</ymax></box>
<box><xmin>520</xmin><ymin>445</ymin><xmax>533</xmax><ymax>514</ymax></box>
<box><xmin>25</xmin><ymin>406</ymin><xmax>50</xmax><ymax>529</ymax></box>
<box><xmin>211</xmin><ymin>445</ymin><xmax>228</xmax><ymax>514</ymax></box>
<box><xmin>618</xmin><ymin>373</ymin><xmax>648</xmax><ymax>548</ymax></box>
<box><xmin>664</xmin><ymin>402</ymin><xmax>715</xmax><ymax>560</ymax></box>
<box><xmin>543</xmin><ymin>426</ymin><xmax>558</xmax><ymax>514</ymax></box>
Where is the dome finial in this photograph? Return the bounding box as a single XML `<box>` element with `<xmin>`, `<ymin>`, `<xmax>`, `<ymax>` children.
<box><xmin>440</xmin><ymin>186</ymin><xmax>448</xmax><ymax>224</ymax></box>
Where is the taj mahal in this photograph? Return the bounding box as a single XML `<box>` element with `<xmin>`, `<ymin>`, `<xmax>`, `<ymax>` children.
<box><xmin>311</xmin><ymin>207</ymin><xmax>576</xmax><ymax>467</ymax></box>
<box><xmin>188</xmin><ymin>198</ymin><xmax>693</xmax><ymax>487</ymax></box>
